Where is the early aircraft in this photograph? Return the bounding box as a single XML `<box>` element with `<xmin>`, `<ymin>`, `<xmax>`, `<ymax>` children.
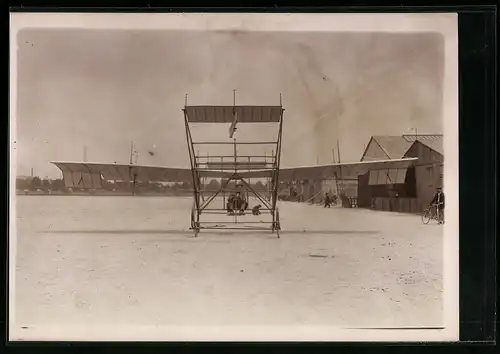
<box><xmin>51</xmin><ymin>96</ymin><xmax>417</xmax><ymax>237</ymax></box>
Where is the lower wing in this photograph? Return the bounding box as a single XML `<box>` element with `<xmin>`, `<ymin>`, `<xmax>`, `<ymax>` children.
<box><xmin>50</xmin><ymin>161</ymin><xmax>231</xmax><ymax>189</ymax></box>
<box><xmin>51</xmin><ymin>157</ymin><xmax>418</xmax><ymax>189</ymax></box>
<box><xmin>236</xmin><ymin>157</ymin><xmax>419</xmax><ymax>181</ymax></box>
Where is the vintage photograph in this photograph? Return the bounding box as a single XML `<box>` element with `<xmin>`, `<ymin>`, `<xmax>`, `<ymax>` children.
<box><xmin>9</xmin><ymin>13</ymin><xmax>459</xmax><ymax>341</ymax></box>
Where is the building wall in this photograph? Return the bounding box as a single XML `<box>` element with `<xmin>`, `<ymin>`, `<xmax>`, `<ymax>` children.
<box><xmin>357</xmin><ymin>167</ymin><xmax>417</xmax><ymax>209</ymax></box>
<box><xmin>404</xmin><ymin>142</ymin><xmax>444</xmax><ymax>208</ymax></box>
<box><xmin>357</xmin><ymin>173</ymin><xmax>371</xmax><ymax>208</ymax></box>
<box><xmin>404</xmin><ymin>141</ymin><xmax>443</xmax><ymax>165</ymax></box>
<box><xmin>361</xmin><ymin>139</ymin><xmax>390</xmax><ymax>161</ymax></box>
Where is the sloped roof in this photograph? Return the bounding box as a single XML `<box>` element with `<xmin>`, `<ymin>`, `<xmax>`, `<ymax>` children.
<box><xmin>412</xmin><ymin>136</ymin><xmax>444</xmax><ymax>155</ymax></box>
<box><xmin>366</xmin><ymin>134</ymin><xmax>444</xmax><ymax>160</ymax></box>
<box><xmin>371</xmin><ymin>136</ymin><xmax>413</xmax><ymax>159</ymax></box>
<box><xmin>402</xmin><ymin>134</ymin><xmax>443</xmax><ymax>143</ymax></box>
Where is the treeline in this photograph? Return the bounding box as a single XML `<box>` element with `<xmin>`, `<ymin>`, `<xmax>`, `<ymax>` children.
<box><xmin>16</xmin><ymin>177</ymin><xmax>66</xmax><ymax>192</ymax></box>
<box><xmin>16</xmin><ymin>177</ymin><xmax>269</xmax><ymax>195</ymax></box>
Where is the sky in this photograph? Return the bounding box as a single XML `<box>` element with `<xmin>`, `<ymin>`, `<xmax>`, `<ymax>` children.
<box><xmin>15</xmin><ymin>29</ymin><xmax>444</xmax><ymax>179</ymax></box>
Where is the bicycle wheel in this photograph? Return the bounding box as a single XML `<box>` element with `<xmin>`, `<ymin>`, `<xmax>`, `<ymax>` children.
<box><xmin>422</xmin><ymin>208</ymin><xmax>431</xmax><ymax>224</ymax></box>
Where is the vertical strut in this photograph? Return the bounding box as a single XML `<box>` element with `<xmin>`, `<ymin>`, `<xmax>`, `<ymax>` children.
<box><xmin>233</xmin><ymin>137</ymin><xmax>237</xmax><ymax>224</ymax></box>
<box><xmin>184</xmin><ymin>109</ymin><xmax>200</xmax><ymax>213</ymax></box>
<box><xmin>221</xmin><ymin>156</ymin><xmax>225</xmax><ymax>209</ymax></box>
<box><xmin>247</xmin><ymin>156</ymin><xmax>251</xmax><ymax>202</ymax></box>
<box><xmin>272</xmin><ymin>103</ymin><xmax>284</xmax><ymax>223</ymax></box>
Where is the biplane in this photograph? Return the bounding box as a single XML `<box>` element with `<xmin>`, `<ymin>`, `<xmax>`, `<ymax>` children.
<box><xmin>51</xmin><ymin>95</ymin><xmax>417</xmax><ymax>237</ymax></box>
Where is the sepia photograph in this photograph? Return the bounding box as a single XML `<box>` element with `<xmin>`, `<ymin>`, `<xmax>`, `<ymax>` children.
<box><xmin>9</xmin><ymin>12</ymin><xmax>459</xmax><ymax>341</ymax></box>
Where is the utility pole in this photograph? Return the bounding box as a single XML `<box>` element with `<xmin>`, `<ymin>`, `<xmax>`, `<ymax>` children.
<box><xmin>337</xmin><ymin>139</ymin><xmax>343</xmax><ymax>195</ymax></box>
<box><xmin>129</xmin><ymin>141</ymin><xmax>134</xmax><ymax>165</ymax></box>
<box><xmin>336</xmin><ymin>140</ymin><xmax>341</xmax><ymax>164</ymax></box>
<box><xmin>333</xmin><ymin>146</ymin><xmax>340</xmax><ymax>197</ymax></box>
<box><xmin>83</xmin><ymin>145</ymin><xmax>88</xmax><ymax>162</ymax></box>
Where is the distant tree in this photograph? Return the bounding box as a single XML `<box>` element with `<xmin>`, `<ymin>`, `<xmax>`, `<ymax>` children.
<box><xmin>30</xmin><ymin>176</ymin><xmax>41</xmax><ymax>190</ymax></box>
<box><xmin>52</xmin><ymin>178</ymin><xmax>66</xmax><ymax>191</ymax></box>
<box><xmin>207</xmin><ymin>179</ymin><xmax>220</xmax><ymax>190</ymax></box>
<box><xmin>254</xmin><ymin>181</ymin><xmax>266</xmax><ymax>191</ymax></box>
<box><xmin>16</xmin><ymin>178</ymin><xmax>29</xmax><ymax>190</ymax></box>
<box><xmin>41</xmin><ymin>179</ymin><xmax>52</xmax><ymax>189</ymax></box>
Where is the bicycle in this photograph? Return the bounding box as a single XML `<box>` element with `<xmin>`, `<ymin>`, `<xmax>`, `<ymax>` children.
<box><xmin>421</xmin><ymin>203</ymin><xmax>444</xmax><ymax>224</ymax></box>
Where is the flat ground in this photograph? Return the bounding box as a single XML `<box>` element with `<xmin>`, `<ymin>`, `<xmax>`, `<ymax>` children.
<box><xmin>13</xmin><ymin>196</ymin><xmax>443</xmax><ymax>336</ymax></box>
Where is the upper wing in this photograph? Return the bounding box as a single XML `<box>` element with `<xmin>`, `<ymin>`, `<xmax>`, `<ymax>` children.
<box><xmin>237</xmin><ymin>157</ymin><xmax>419</xmax><ymax>181</ymax></box>
<box><xmin>50</xmin><ymin>161</ymin><xmax>232</xmax><ymax>189</ymax></box>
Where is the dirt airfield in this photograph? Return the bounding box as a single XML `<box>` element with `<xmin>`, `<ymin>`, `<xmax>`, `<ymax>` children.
<box><xmin>13</xmin><ymin>196</ymin><xmax>443</xmax><ymax>339</ymax></box>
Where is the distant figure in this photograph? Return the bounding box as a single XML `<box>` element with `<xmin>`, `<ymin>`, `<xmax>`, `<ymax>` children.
<box><xmin>324</xmin><ymin>193</ymin><xmax>332</xmax><ymax>208</ymax></box>
<box><xmin>430</xmin><ymin>187</ymin><xmax>445</xmax><ymax>224</ymax></box>
<box><xmin>252</xmin><ymin>204</ymin><xmax>262</xmax><ymax>215</ymax></box>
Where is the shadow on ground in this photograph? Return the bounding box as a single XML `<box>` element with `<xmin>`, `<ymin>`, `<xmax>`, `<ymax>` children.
<box><xmin>40</xmin><ymin>229</ymin><xmax>380</xmax><ymax>236</ymax></box>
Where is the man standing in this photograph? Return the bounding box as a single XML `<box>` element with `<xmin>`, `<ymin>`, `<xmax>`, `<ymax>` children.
<box><xmin>430</xmin><ymin>187</ymin><xmax>445</xmax><ymax>224</ymax></box>
<box><xmin>324</xmin><ymin>192</ymin><xmax>332</xmax><ymax>208</ymax></box>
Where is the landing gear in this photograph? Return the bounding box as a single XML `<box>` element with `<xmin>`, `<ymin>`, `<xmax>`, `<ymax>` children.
<box><xmin>272</xmin><ymin>208</ymin><xmax>281</xmax><ymax>238</ymax></box>
<box><xmin>190</xmin><ymin>203</ymin><xmax>200</xmax><ymax>237</ymax></box>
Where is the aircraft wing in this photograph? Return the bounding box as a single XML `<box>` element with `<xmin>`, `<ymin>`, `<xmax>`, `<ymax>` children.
<box><xmin>236</xmin><ymin>157</ymin><xmax>419</xmax><ymax>181</ymax></box>
<box><xmin>50</xmin><ymin>161</ymin><xmax>232</xmax><ymax>189</ymax></box>
<box><xmin>51</xmin><ymin>157</ymin><xmax>418</xmax><ymax>189</ymax></box>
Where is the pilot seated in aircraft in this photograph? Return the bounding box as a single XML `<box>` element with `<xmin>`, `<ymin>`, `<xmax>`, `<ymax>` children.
<box><xmin>234</xmin><ymin>192</ymin><xmax>248</xmax><ymax>215</ymax></box>
<box><xmin>252</xmin><ymin>204</ymin><xmax>262</xmax><ymax>216</ymax></box>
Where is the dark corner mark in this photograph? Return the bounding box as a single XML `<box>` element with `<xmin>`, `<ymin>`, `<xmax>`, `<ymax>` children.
<box><xmin>7</xmin><ymin>5</ymin><xmax>499</xmax><ymax>14</ymax></box>
<box><xmin>458</xmin><ymin>10</ymin><xmax>497</xmax><ymax>343</ymax></box>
